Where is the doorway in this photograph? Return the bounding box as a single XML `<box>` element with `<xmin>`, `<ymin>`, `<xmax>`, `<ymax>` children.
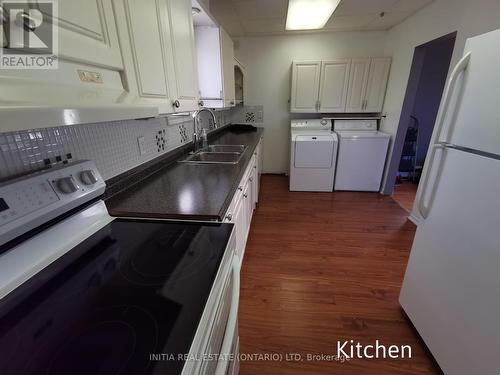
<box><xmin>385</xmin><ymin>32</ymin><xmax>456</xmax><ymax>212</ymax></box>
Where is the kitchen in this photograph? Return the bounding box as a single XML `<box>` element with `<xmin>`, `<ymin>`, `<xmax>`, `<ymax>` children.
<box><xmin>1</xmin><ymin>0</ymin><xmax>499</xmax><ymax>374</ymax></box>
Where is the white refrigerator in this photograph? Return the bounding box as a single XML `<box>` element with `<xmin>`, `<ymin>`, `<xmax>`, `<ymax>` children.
<box><xmin>399</xmin><ymin>29</ymin><xmax>500</xmax><ymax>375</ymax></box>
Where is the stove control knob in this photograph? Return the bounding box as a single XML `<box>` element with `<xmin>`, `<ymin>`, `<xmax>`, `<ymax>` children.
<box><xmin>321</xmin><ymin>119</ymin><xmax>328</xmax><ymax>126</ymax></box>
<box><xmin>79</xmin><ymin>170</ymin><xmax>98</xmax><ymax>186</ymax></box>
<box><xmin>55</xmin><ymin>177</ymin><xmax>80</xmax><ymax>194</ymax></box>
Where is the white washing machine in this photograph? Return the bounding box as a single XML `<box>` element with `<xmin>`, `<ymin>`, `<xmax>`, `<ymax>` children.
<box><xmin>290</xmin><ymin>119</ymin><xmax>338</xmax><ymax>192</ymax></box>
<box><xmin>334</xmin><ymin>119</ymin><xmax>390</xmax><ymax>192</ymax></box>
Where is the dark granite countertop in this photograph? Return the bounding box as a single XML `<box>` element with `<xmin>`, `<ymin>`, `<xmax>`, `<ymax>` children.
<box><xmin>105</xmin><ymin>125</ymin><xmax>264</xmax><ymax>221</ymax></box>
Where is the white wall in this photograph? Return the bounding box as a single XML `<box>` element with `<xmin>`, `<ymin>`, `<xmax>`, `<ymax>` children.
<box><xmin>380</xmin><ymin>0</ymin><xmax>500</xmax><ymax>195</ymax></box>
<box><xmin>234</xmin><ymin>31</ymin><xmax>387</xmax><ymax>173</ymax></box>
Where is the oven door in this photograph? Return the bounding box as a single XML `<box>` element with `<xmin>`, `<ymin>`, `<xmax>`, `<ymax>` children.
<box><xmin>199</xmin><ymin>255</ymin><xmax>240</xmax><ymax>375</ymax></box>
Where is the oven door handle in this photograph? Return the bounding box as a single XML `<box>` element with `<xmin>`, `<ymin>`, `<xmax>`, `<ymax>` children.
<box><xmin>214</xmin><ymin>255</ymin><xmax>240</xmax><ymax>375</ymax></box>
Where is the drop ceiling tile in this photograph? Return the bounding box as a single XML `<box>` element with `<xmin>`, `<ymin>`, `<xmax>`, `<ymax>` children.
<box><xmin>210</xmin><ymin>0</ymin><xmax>238</xmax><ymax>19</ymax></box>
<box><xmin>324</xmin><ymin>14</ymin><xmax>378</xmax><ymax>30</ymax></box>
<box><xmin>234</xmin><ymin>0</ymin><xmax>287</xmax><ymax>19</ymax></box>
<box><xmin>211</xmin><ymin>0</ymin><xmax>435</xmax><ymax>35</ymax></box>
<box><xmin>388</xmin><ymin>0</ymin><xmax>433</xmax><ymax>13</ymax></box>
<box><xmin>365</xmin><ymin>11</ymin><xmax>411</xmax><ymax>29</ymax></box>
<box><xmin>219</xmin><ymin>17</ymin><xmax>245</xmax><ymax>35</ymax></box>
<box><xmin>335</xmin><ymin>0</ymin><xmax>399</xmax><ymax>16</ymax></box>
<box><xmin>241</xmin><ymin>17</ymin><xmax>285</xmax><ymax>34</ymax></box>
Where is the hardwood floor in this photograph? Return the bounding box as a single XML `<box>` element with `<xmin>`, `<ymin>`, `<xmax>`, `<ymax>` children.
<box><xmin>238</xmin><ymin>175</ymin><xmax>441</xmax><ymax>375</ymax></box>
<box><xmin>392</xmin><ymin>181</ymin><xmax>419</xmax><ymax>212</ymax></box>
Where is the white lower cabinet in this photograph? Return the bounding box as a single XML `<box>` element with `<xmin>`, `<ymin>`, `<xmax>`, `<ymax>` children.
<box><xmin>233</xmin><ymin>193</ymin><xmax>247</xmax><ymax>260</ymax></box>
<box><xmin>224</xmin><ymin>138</ymin><xmax>263</xmax><ymax>265</ymax></box>
<box><xmin>182</xmin><ymin>231</ymin><xmax>239</xmax><ymax>375</ymax></box>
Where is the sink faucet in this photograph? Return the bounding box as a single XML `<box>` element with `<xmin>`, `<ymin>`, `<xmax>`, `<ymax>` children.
<box><xmin>192</xmin><ymin>108</ymin><xmax>218</xmax><ymax>152</ymax></box>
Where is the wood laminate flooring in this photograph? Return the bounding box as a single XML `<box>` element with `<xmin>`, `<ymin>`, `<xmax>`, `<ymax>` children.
<box><xmin>392</xmin><ymin>182</ymin><xmax>419</xmax><ymax>212</ymax></box>
<box><xmin>238</xmin><ymin>175</ymin><xmax>440</xmax><ymax>374</ymax></box>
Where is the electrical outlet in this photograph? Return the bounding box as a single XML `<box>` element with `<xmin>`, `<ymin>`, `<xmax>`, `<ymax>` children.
<box><xmin>137</xmin><ymin>136</ymin><xmax>146</xmax><ymax>155</ymax></box>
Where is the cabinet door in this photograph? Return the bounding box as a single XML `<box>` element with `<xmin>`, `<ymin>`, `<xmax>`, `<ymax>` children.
<box><xmin>220</xmin><ymin>27</ymin><xmax>236</xmax><ymax>106</ymax></box>
<box><xmin>195</xmin><ymin>26</ymin><xmax>223</xmax><ymax>101</ymax></box>
<box><xmin>243</xmin><ymin>181</ymin><xmax>252</xmax><ymax>233</ymax></box>
<box><xmin>56</xmin><ymin>0</ymin><xmax>123</xmax><ymax>69</ymax></box>
<box><xmin>253</xmin><ymin>143</ymin><xmax>261</xmax><ymax>204</ymax></box>
<box><xmin>290</xmin><ymin>61</ymin><xmax>321</xmax><ymax>113</ymax></box>
<box><xmin>364</xmin><ymin>57</ymin><xmax>391</xmax><ymax>113</ymax></box>
<box><xmin>114</xmin><ymin>0</ymin><xmax>175</xmax><ymax>113</ymax></box>
<box><xmin>248</xmin><ymin>163</ymin><xmax>256</xmax><ymax>211</ymax></box>
<box><xmin>166</xmin><ymin>0</ymin><xmax>200</xmax><ymax>112</ymax></box>
<box><xmin>233</xmin><ymin>196</ymin><xmax>246</xmax><ymax>260</ymax></box>
<box><xmin>345</xmin><ymin>58</ymin><xmax>370</xmax><ymax>112</ymax></box>
<box><xmin>318</xmin><ymin>59</ymin><xmax>350</xmax><ymax>112</ymax></box>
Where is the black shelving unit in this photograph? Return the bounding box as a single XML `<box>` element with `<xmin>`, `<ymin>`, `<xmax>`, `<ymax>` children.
<box><xmin>398</xmin><ymin>116</ymin><xmax>420</xmax><ymax>181</ymax></box>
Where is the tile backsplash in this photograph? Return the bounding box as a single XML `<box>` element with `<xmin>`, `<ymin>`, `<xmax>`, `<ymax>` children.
<box><xmin>0</xmin><ymin>108</ymin><xmax>237</xmax><ymax>182</ymax></box>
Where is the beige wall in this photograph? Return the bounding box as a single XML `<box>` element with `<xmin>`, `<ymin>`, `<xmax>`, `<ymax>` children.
<box><xmin>233</xmin><ymin>0</ymin><xmax>500</xmax><ymax>179</ymax></box>
<box><xmin>379</xmin><ymin>0</ymin><xmax>500</xmax><ymax>222</ymax></box>
<box><xmin>234</xmin><ymin>31</ymin><xmax>387</xmax><ymax>173</ymax></box>
<box><xmin>380</xmin><ymin>0</ymin><xmax>500</xmax><ymax>192</ymax></box>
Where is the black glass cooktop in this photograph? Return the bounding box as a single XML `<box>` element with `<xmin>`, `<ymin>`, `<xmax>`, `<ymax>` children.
<box><xmin>0</xmin><ymin>218</ymin><xmax>233</xmax><ymax>375</ymax></box>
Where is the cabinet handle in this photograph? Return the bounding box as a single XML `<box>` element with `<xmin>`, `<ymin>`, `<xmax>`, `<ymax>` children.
<box><xmin>225</xmin><ymin>214</ymin><xmax>233</xmax><ymax>221</ymax></box>
<box><xmin>173</xmin><ymin>100</ymin><xmax>180</xmax><ymax>108</ymax></box>
<box><xmin>230</xmin><ymin>101</ymin><xmax>235</xmax><ymax>105</ymax></box>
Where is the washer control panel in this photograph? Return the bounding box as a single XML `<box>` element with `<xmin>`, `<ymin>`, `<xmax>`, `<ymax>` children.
<box><xmin>0</xmin><ymin>160</ymin><xmax>106</xmax><ymax>247</ymax></box>
<box><xmin>291</xmin><ymin>119</ymin><xmax>331</xmax><ymax>130</ymax></box>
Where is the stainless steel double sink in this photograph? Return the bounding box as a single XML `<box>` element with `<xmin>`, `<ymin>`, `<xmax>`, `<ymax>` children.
<box><xmin>180</xmin><ymin>145</ymin><xmax>247</xmax><ymax>164</ymax></box>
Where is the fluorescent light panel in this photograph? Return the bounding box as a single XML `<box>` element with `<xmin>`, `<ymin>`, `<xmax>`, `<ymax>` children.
<box><xmin>286</xmin><ymin>0</ymin><xmax>341</xmax><ymax>30</ymax></box>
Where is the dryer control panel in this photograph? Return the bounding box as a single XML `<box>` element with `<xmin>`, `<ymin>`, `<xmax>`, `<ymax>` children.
<box><xmin>291</xmin><ymin>119</ymin><xmax>331</xmax><ymax>130</ymax></box>
<box><xmin>333</xmin><ymin>119</ymin><xmax>378</xmax><ymax>131</ymax></box>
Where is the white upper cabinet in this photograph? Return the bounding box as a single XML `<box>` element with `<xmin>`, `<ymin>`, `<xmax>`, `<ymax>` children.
<box><xmin>234</xmin><ymin>58</ymin><xmax>245</xmax><ymax>105</ymax></box>
<box><xmin>318</xmin><ymin>59</ymin><xmax>350</xmax><ymax>112</ymax></box>
<box><xmin>0</xmin><ymin>0</ymin><xmax>206</xmax><ymax>131</ymax></box>
<box><xmin>290</xmin><ymin>61</ymin><xmax>321</xmax><ymax>113</ymax></box>
<box><xmin>345</xmin><ymin>58</ymin><xmax>371</xmax><ymax>112</ymax></box>
<box><xmin>116</xmin><ymin>0</ymin><xmax>204</xmax><ymax>114</ymax></box>
<box><xmin>195</xmin><ymin>26</ymin><xmax>223</xmax><ymax>105</ymax></box>
<box><xmin>194</xmin><ymin>23</ymin><xmax>236</xmax><ymax>108</ymax></box>
<box><xmin>291</xmin><ymin>57</ymin><xmax>391</xmax><ymax>114</ymax></box>
<box><xmin>346</xmin><ymin>57</ymin><xmax>391</xmax><ymax>113</ymax></box>
<box><xmin>166</xmin><ymin>0</ymin><xmax>200</xmax><ymax>112</ymax></box>
<box><xmin>114</xmin><ymin>0</ymin><xmax>176</xmax><ymax>113</ymax></box>
<box><xmin>0</xmin><ymin>0</ymin><xmax>155</xmax><ymax>132</ymax></box>
<box><xmin>364</xmin><ymin>57</ymin><xmax>391</xmax><ymax>113</ymax></box>
<box><xmin>56</xmin><ymin>0</ymin><xmax>123</xmax><ymax>70</ymax></box>
<box><xmin>220</xmin><ymin>27</ymin><xmax>235</xmax><ymax>107</ymax></box>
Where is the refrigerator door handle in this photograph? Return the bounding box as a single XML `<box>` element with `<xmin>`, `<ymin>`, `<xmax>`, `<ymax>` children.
<box><xmin>418</xmin><ymin>144</ymin><xmax>446</xmax><ymax>219</ymax></box>
<box><xmin>435</xmin><ymin>52</ymin><xmax>471</xmax><ymax>143</ymax></box>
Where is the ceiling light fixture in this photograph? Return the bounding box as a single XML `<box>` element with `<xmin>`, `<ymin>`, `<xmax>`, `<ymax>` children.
<box><xmin>286</xmin><ymin>0</ymin><xmax>341</xmax><ymax>30</ymax></box>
